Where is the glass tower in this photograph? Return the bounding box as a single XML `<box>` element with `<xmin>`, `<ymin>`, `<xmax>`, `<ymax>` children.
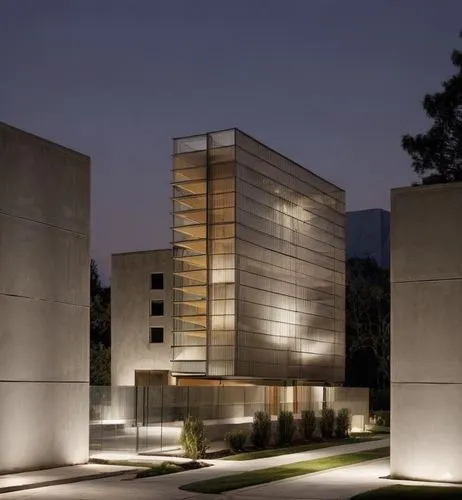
<box><xmin>172</xmin><ymin>129</ymin><xmax>345</xmax><ymax>383</ymax></box>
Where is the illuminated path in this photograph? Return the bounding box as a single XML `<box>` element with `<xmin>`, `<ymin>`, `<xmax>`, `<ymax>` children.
<box><xmin>227</xmin><ymin>458</ymin><xmax>391</xmax><ymax>499</ymax></box>
<box><xmin>0</xmin><ymin>439</ymin><xmax>389</xmax><ymax>500</ymax></box>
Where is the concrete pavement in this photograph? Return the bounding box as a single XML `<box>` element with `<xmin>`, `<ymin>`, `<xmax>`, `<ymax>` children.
<box><xmin>140</xmin><ymin>437</ymin><xmax>390</xmax><ymax>488</ymax></box>
<box><xmin>3</xmin><ymin>455</ymin><xmax>459</xmax><ymax>500</ymax></box>
<box><xmin>224</xmin><ymin>458</ymin><xmax>391</xmax><ymax>499</ymax></box>
<box><xmin>224</xmin><ymin>458</ymin><xmax>462</xmax><ymax>500</ymax></box>
<box><xmin>0</xmin><ymin>438</ymin><xmax>390</xmax><ymax>499</ymax></box>
<box><xmin>0</xmin><ymin>464</ymin><xmax>140</xmax><ymax>494</ymax></box>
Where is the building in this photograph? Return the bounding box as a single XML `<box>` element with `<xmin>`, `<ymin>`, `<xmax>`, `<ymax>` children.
<box><xmin>172</xmin><ymin>129</ymin><xmax>345</xmax><ymax>384</ymax></box>
<box><xmin>111</xmin><ymin>249</ymin><xmax>173</xmax><ymax>386</ymax></box>
<box><xmin>112</xmin><ymin>128</ymin><xmax>345</xmax><ymax>387</ymax></box>
<box><xmin>0</xmin><ymin>123</ymin><xmax>90</xmax><ymax>472</ymax></box>
<box><xmin>391</xmin><ymin>182</ymin><xmax>462</xmax><ymax>482</ymax></box>
<box><xmin>172</xmin><ymin>129</ymin><xmax>346</xmax><ymax>384</ymax></box>
<box><xmin>346</xmin><ymin>208</ymin><xmax>390</xmax><ymax>268</ymax></box>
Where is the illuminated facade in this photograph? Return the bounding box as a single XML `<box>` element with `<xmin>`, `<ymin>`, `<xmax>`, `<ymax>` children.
<box><xmin>0</xmin><ymin>122</ymin><xmax>90</xmax><ymax>472</ymax></box>
<box><xmin>391</xmin><ymin>182</ymin><xmax>462</xmax><ymax>482</ymax></box>
<box><xmin>172</xmin><ymin>129</ymin><xmax>345</xmax><ymax>383</ymax></box>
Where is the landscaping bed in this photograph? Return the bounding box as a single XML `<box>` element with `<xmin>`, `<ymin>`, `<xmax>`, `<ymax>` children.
<box><xmin>89</xmin><ymin>458</ymin><xmax>210</xmax><ymax>479</ymax></box>
<box><xmin>222</xmin><ymin>435</ymin><xmax>380</xmax><ymax>461</ymax></box>
<box><xmin>135</xmin><ymin>460</ymin><xmax>209</xmax><ymax>478</ymax></box>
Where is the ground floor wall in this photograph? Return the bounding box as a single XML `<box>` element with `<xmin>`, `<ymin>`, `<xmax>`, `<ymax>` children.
<box><xmin>0</xmin><ymin>382</ymin><xmax>89</xmax><ymax>472</ymax></box>
<box><xmin>89</xmin><ymin>385</ymin><xmax>369</xmax><ymax>455</ymax></box>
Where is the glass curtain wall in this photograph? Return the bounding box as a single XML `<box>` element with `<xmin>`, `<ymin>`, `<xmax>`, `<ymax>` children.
<box><xmin>172</xmin><ymin>130</ymin><xmax>237</xmax><ymax>377</ymax></box>
<box><xmin>172</xmin><ymin>128</ymin><xmax>345</xmax><ymax>383</ymax></box>
<box><xmin>234</xmin><ymin>130</ymin><xmax>345</xmax><ymax>382</ymax></box>
<box><xmin>207</xmin><ymin>131</ymin><xmax>236</xmax><ymax>377</ymax></box>
<box><xmin>172</xmin><ymin>135</ymin><xmax>208</xmax><ymax>375</ymax></box>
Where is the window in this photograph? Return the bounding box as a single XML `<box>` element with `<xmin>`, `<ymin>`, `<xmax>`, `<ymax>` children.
<box><xmin>151</xmin><ymin>300</ymin><xmax>164</xmax><ymax>316</ymax></box>
<box><xmin>151</xmin><ymin>273</ymin><xmax>164</xmax><ymax>289</ymax></box>
<box><xmin>150</xmin><ymin>327</ymin><xmax>164</xmax><ymax>343</ymax></box>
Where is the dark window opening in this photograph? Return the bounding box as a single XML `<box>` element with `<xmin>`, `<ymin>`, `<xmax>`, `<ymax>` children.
<box><xmin>151</xmin><ymin>273</ymin><xmax>164</xmax><ymax>290</ymax></box>
<box><xmin>150</xmin><ymin>327</ymin><xmax>164</xmax><ymax>343</ymax></box>
<box><xmin>151</xmin><ymin>300</ymin><xmax>164</xmax><ymax>316</ymax></box>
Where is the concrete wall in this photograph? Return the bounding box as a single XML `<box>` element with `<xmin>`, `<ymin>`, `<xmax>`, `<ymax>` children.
<box><xmin>347</xmin><ymin>208</ymin><xmax>390</xmax><ymax>268</ymax></box>
<box><xmin>390</xmin><ymin>182</ymin><xmax>462</xmax><ymax>482</ymax></box>
<box><xmin>0</xmin><ymin>122</ymin><xmax>90</xmax><ymax>472</ymax></box>
<box><xmin>111</xmin><ymin>249</ymin><xmax>173</xmax><ymax>386</ymax></box>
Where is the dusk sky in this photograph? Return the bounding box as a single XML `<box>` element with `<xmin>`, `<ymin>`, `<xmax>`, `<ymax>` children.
<box><xmin>1</xmin><ymin>0</ymin><xmax>461</xmax><ymax>281</ymax></box>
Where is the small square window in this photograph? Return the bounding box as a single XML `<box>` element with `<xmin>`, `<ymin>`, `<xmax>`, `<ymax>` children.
<box><xmin>151</xmin><ymin>300</ymin><xmax>164</xmax><ymax>316</ymax></box>
<box><xmin>151</xmin><ymin>273</ymin><xmax>164</xmax><ymax>290</ymax></box>
<box><xmin>150</xmin><ymin>327</ymin><xmax>164</xmax><ymax>343</ymax></box>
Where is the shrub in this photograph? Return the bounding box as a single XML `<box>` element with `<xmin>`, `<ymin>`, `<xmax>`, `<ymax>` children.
<box><xmin>320</xmin><ymin>408</ymin><xmax>335</xmax><ymax>439</ymax></box>
<box><xmin>179</xmin><ymin>416</ymin><xmax>209</xmax><ymax>459</ymax></box>
<box><xmin>225</xmin><ymin>430</ymin><xmax>248</xmax><ymax>452</ymax></box>
<box><xmin>336</xmin><ymin>408</ymin><xmax>350</xmax><ymax>439</ymax></box>
<box><xmin>277</xmin><ymin>410</ymin><xmax>295</xmax><ymax>446</ymax></box>
<box><xmin>374</xmin><ymin>410</ymin><xmax>390</xmax><ymax>427</ymax></box>
<box><xmin>300</xmin><ymin>409</ymin><xmax>317</xmax><ymax>441</ymax></box>
<box><xmin>251</xmin><ymin>411</ymin><xmax>271</xmax><ymax>449</ymax></box>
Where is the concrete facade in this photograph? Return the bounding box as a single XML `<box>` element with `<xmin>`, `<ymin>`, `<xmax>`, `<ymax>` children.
<box><xmin>346</xmin><ymin>208</ymin><xmax>390</xmax><ymax>268</ymax></box>
<box><xmin>390</xmin><ymin>182</ymin><xmax>462</xmax><ymax>482</ymax></box>
<box><xmin>0</xmin><ymin>122</ymin><xmax>90</xmax><ymax>472</ymax></box>
<box><xmin>111</xmin><ymin>249</ymin><xmax>173</xmax><ymax>386</ymax></box>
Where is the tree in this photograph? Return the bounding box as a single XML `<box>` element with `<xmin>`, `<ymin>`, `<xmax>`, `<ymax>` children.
<box><xmin>90</xmin><ymin>260</ymin><xmax>111</xmax><ymax>348</ymax></box>
<box><xmin>345</xmin><ymin>258</ymin><xmax>390</xmax><ymax>402</ymax></box>
<box><xmin>90</xmin><ymin>259</ymin><xmax>111</xmax><ymax>385</ymax></box>
<box><xmin>402</xmin><ymin>31</ymin><xmax>462</xmax><ymax>184</ymax></box>
<box><xmin>90</xmin><ymin>343</ymin><xmax>111</xmax><ymax>386</ymax></box>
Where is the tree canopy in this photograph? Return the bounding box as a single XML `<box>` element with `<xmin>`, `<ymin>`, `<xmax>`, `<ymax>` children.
<box><xmin>90</xmin><ymin>259</ymin><xmax>110</xmax><ymax>348</ymax></box>
<box><xmin>90</xmin><ymin>259</ymin><xmax>111</xmax><ymax>385</ymax></box>
<box><xmin>345</xmin><ymin>258</ymin><xmax>390</xmax><ymax>408</ymax></box>
<box><xmin>402</xmin><ymin>31</ymin><xmax>462</xmax><ymax>184</ymax></box>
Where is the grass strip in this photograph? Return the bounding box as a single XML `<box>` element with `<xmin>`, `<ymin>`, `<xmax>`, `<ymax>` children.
<box><xmin>351</xmin><ymin>485</ymin><xmax>462</xmax><ymax>499</ymax></box>
<box><xmin>180</xmin><ymin>446</ymin><xmax>389</xmax><ymax>494</ymax></box>
<box><xmin>224</xmin><ymin>437</ymin><xmax>377</xmax><ymax>461</ymax></box>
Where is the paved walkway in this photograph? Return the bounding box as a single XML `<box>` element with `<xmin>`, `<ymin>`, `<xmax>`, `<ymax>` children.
<box><xmin>226</xmin><ymin>458</ymin><xmax>391</xmax><ymax>499</ymax></box>
<box><xmin>0</xmin><ymin>438</ymin><xmax>390</xmax><ymax>499</ymax></box>
<box><xmin>225</xmin><ymin>458</ymin><xmax>462</xmax><ymax>500</ymax></box>
<box><xmin>144</xmin><ymin>437</ymin><xmax>390</xmax><ymax>488</ymax></box>
<box><xmin>4</xmin><ymin>454</ymin><xmax>460</xmax><ymax>500</ymax></box>
<box><xmin>0</xmin><ymin>464</ymin><xmax>140</xmax><ymax>494</ymax></box>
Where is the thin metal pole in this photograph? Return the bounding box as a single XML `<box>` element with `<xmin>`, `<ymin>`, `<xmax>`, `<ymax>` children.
<box><xmin>160</xmin><ymin>384</ymin><xmax>164</xmax><ymax>451</ymax></box>
<box><xmin>135</xmin><ymin>387</ymin><xmax>139</xmax><ymax>453</ymax></box>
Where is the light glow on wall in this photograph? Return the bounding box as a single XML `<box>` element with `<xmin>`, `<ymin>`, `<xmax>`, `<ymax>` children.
<box><xmin>172</xmin><ymin>129</ymin><xmax>345</xmax><ymax>381</ymax></box>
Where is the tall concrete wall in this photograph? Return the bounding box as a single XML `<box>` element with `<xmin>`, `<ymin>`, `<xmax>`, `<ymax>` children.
<box><xmin>391</xmin><ymin>182</ymin><xmax>462</xmax><ymax>482</ymax></box>
<box><xmin>0</xmin><ymin>123</ymin><xmax>90</xmax><ymax>472</ymax></box>
<box><xmin>111</xmin><ymin>249</ymin><xmax>173</xmax><ymax>386</ymax></box>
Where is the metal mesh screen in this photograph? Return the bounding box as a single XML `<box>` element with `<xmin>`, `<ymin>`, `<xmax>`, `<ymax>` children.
<box><xmin>234</xmin><ymin>130</ymin><xmax>345</xmax><ymax>382</ymax></box>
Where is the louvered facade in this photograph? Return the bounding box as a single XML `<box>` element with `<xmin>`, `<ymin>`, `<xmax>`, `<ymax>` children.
<box><xmin>172</xmin><ymin>129</ymin><xmax>345</xmax><ymax>383</ymax></box>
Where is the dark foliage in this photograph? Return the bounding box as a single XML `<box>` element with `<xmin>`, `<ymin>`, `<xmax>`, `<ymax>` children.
<box><xmin>402</xmin><ymin>31</ymin><xmax>462</xmax><ymax>184</ymax></box>
<box><xmin>346</xmin><ymin>258</ymin><xmax>390</xmax><ymax>396</ymax></box>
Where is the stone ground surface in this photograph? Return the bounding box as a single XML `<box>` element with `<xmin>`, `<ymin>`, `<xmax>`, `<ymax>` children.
<box><xmin>2</xmin><ymin>437</ymin><xmax>459</xmax><ymax>499</ymax></box>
